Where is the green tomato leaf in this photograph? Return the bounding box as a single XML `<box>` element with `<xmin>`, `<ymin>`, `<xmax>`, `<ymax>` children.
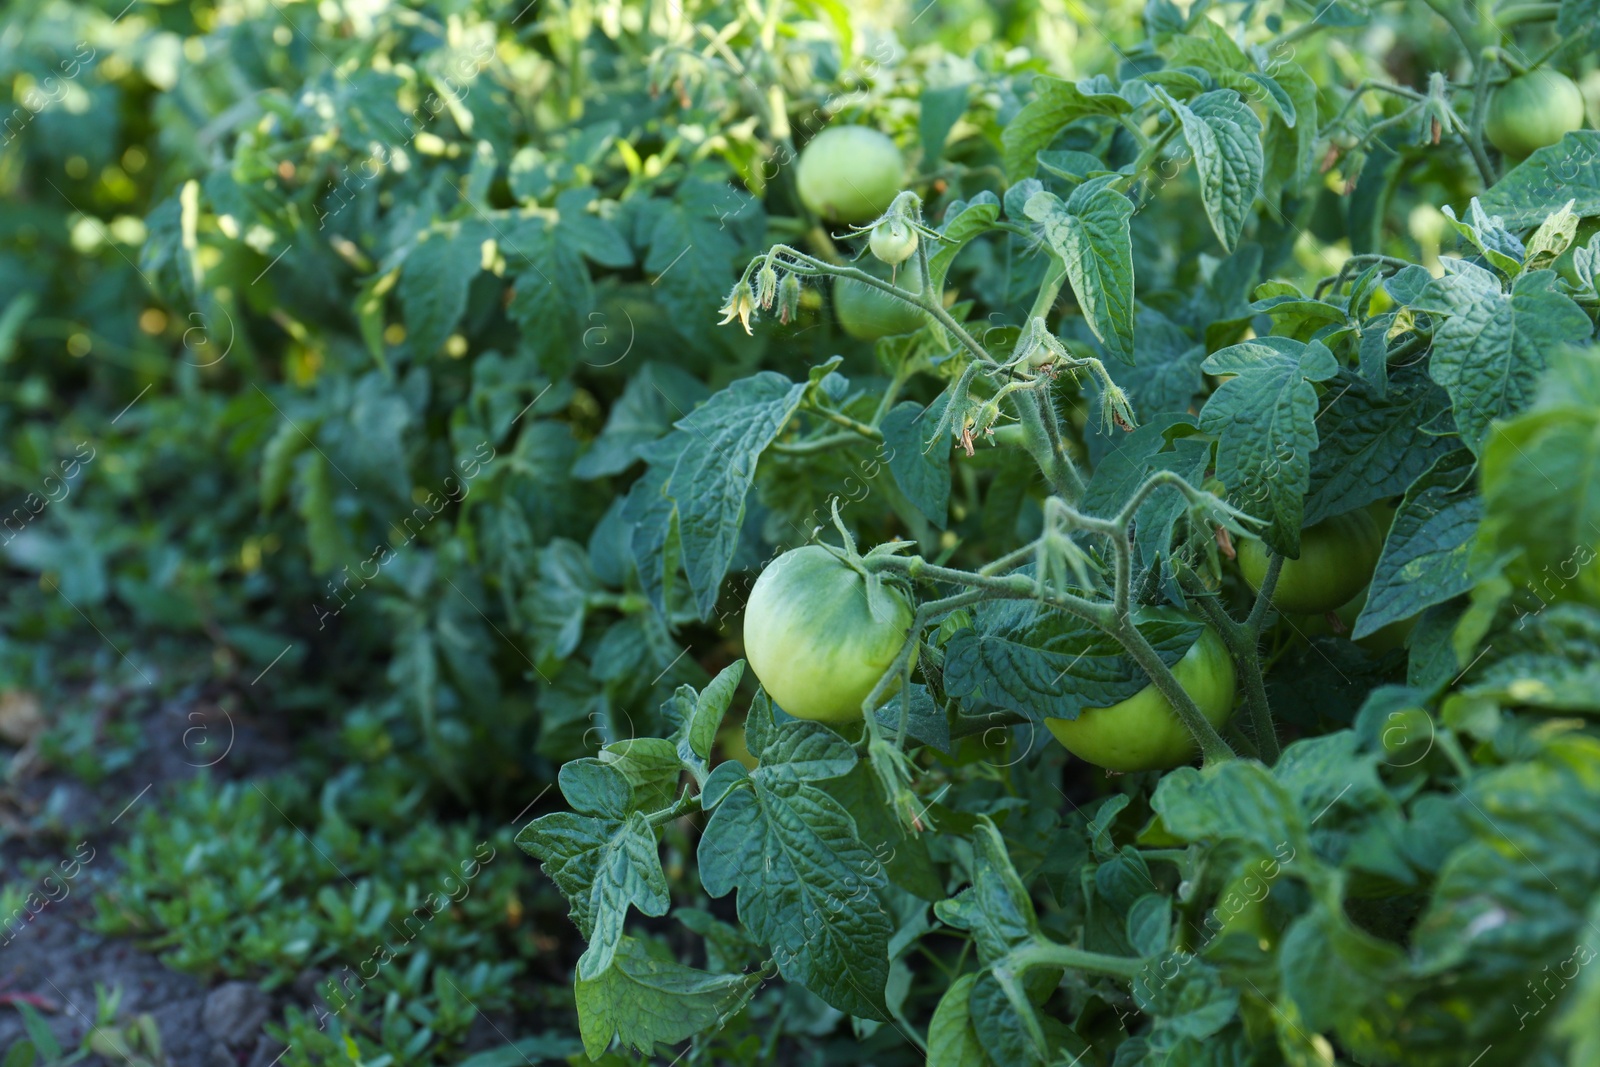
<box><xmin>1465</xmin><ymin>605</ymin><xmax>1600</xmax><ymax>711</ymax></box>
<box><xmin>697</xmin><ymin>718</ymin><xmax>891</xmax><ymax>1020</ymax></box>
<box><xmin>621</xmin><ymin>448</ymin><xmax>684</xmax><ymax>617</ymax></box>
<box><xmin>1199</xmin><ymin>337</ymin><xmax>1339</xmax><ymax>555</ymax></box>
<box><xmin>1355</xmin><ymin>449</ymin><xmax>1483</xmax><ymax>639</ymax></box>
<box><xmin>927</xmin><ymin>973</ymin><xmax>994</xmax><ymax>1067</ymax></box>
<box><xmin>921</xmin><ymin>83</ymin><xmax>971</xmax><ymax>165</ymax></box>
<box><xmin>398</xmin><ymin>220</ymin><xmax>485</xmax><ymax>359</ymax></box>
<box><xmin>1150</xmin><ymin>759</ymin><xmax>1310</xmax><ymax>861</ymax></box>
<box><xmin>1303</xmin><ymin>365</ymin><xmax>1455</xmax><ymax>526</ymax></box>
<box><xmin>574</xmin><ymin>362</ymin><xmax>710</xmax><ymax>480</ymax></box>
<box><xmin>555</xmin><ymin>186</ymin><xmax>634</xmax><ymax>269</ymax></box>
<box><xmin>1279</xmin><ymin>894</ymin><xmax>1406</xmax><ymax>1038</ymax></box>
<box><xmin>506</xmin><ymin>216</ymin><xmax>596</xmax><ymax>379</ymax></box>
<box><xmin>1557</xmin><ymin>0</ymin><xmax>1600</xmax><ymax>45</ymax></box>
<box><xmin>929</xmin><ymin>193</ymin><xmax>1001</xmax><ymax>293</ymax></box>
<box><xmin>573</xmin><ymin>809</ymin><xmax>672</xmax><ymax>980</ymax></box>
<box><xmin>688</xmin><ymin>660</ymin><xmax>745</xmax><ymax>763</ymax></box>
<box><xmin>881</xmin><ymin>399</ymin><xmax>951</xmax><ymax>528</ymax></box>
<box><xmin>932</xmin><ymin>818</ymin><xmax>1040</xmax><ymax>963</ymax></box>
<box><xmin>528</xmin><ymin>539</ymin><xmax>598</xmax><ymax>662</ymax></box>
<box><xmin>1026</xmin><ymin>178</ymin><xmax>1136</xmax><ymax>364</ymax></box>
<box><xmin>645</xmin><ymin>179</ymin><xmax>764</xmax><ymax>350</ymax></box>
<box><xmin>1478</xmin><ymin>379</ymin><xmax>1600</xmax><ymax>607</ymax></box>
<box><xmin>574</xmin><ymin>935</ymin><xmax>762</xmax><ymax>1059</ymax></box>
<box><xmin>1159</xmin><ymin>87</ymin><xmax>1264</xmax><ymax>252</ymax></box>
<box><xmin>1403</xmin><ymin>733</ymin><xmax>1600</xmax><ymax>1060</ymax></box>
<box><xmin>517</xmin><ymin>759</ymin><xmax>670</xmax><ymax>954</ymax></box>
<box><xmin>1001</xmin><ymin>74</ymin><xmax>1131</xmax><ymax>181</ymax></box>
<box><xmin>665</xmin><ymin>372</ymin><xmax>810</xmax><ymax>618</ymax></box>
<box><xmin>699</xmin><ymin>758</ymin><xmax>749</xmax><ymax>811</ymax></box>
<box><xmin>1415</xmin><ymin>262</ymin><xmax>1590</xmax><ymax>453</ymax></box>
<box><xmin>1439</xmin><ymin>200</ymin><xmax>1524</xmax><ymax>277</ymax></box>
<box><xmin>1476</xmin><ymin>131</ymin><xmax>1600</xmax><ymax>229</ymax></box>
<box><xmin>1262</xmin><ymin>64</ymin><xmax>1319</xmax><ymax>199</ymax></box>
<box><xmin>1104</xmin><ymin>308</ymin><xmax>1208</xmax><ymax>418</ymax></box>
<box><xmin>942</xmin><ymin>603</ymin><xmax>1202</xmax><ymax>722</ymax></box>
<box><xmin>599</xmin><ymin>737</ymin><xmax>684</xmax><ymax>816</ymax></box>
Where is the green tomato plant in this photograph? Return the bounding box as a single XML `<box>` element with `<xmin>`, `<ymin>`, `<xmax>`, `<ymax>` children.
<box><xmin>519</xmin><ymin>2</ymin><xmax>1600</xmax><ymax>1064</ymax></box>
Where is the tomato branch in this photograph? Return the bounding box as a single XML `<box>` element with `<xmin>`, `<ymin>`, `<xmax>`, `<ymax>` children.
<box><xmin>1189</xmin><ymin>570</ymin><xmax>1283</xmax><ymax>766</ymax></box>
<box><xmin>1002</xmin><ymin>939</ymin><xmax>1143</xmax><ymax>981</ymax></box>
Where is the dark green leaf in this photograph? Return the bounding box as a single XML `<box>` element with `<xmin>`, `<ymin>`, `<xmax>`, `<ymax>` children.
<box><xmin>666</xmin><ymin>372</ymin><xmax>810</xmax><ymax>617</ymax></box>
<box><xmin>697</xmin><ymin>718</ymin><xmax>890</xmax><ymax>1019</ymax></box>
<box><xmin>1303</xmin><ymin>365</ymin><xmax>1455</xmax><ymax>526</ymax></box>
<box><xmin>942</xmin><ymin>604</ymin><xmax>1201</xmax><ymax>722</ymax></box>
<box><xmin>1476</xmin><ymin>132</ymin><xmax>1600</xmax><ymax>229</ymax></box>
<box><xmin>1001</xmin><ymin>75</ymin><xmax>1131</xmax><ymax>180</ymax></box>
<box><xmin>1199</xmin><ymin>337</ymin><xmax>1340</xmax><ymax>554</ymax></box>
<box><xmin>1027</xmin><ymin>178</ymin><xmax>1136</xmax><ymax>364</ymax></box>
<box><xmin>1356</xmin><ymin>449</ymin><xmax>1483</xmax><ymax>638</ymax></box>
<box><xmin>399</xmin><ymin>221</ymin><xmax>485</xmax><ymax>358</ymax></box>
<box><xmin>881</xmin><ymin>399</ymin><xmax>951</xmax><ymax>528</ymax></box>
<box><xmin>574</xmin><ymin>935</ymin><xmax>762</xmax><ymax>1058</ymax></box>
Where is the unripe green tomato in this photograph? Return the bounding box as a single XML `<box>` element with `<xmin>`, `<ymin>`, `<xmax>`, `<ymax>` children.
<box><xmin>742</xmin><ymin>545</ymin><xmax>915</xmax><ymax>723</ymax></box>
<box><xmin>834</xmin><ymin>256</ymin><xmax>925</xmax><ymax>340</ymax></box>
<box><xmin>1380</xmin><ymin>706</ymin><xmax>1433</xmax><ymax>757</ymax></box>
<box><xmin>1286</xmin><ymin>584</ymin><xmax>1417</xmax><ymax>654</ymax></box>
<box><xmin>1239</xmin><ymin>510</ymin><xmax>1384</xmax><ymax>616</ymax></box>
<box><xmin>1486</xmin><ymin>70</ymin><xmax>1586</xmax><ymax>159</ymax></box>
<box><xmin>1044</xmin><ymin>617</ymin><xmax>1235</xmax><ymax>772</ymax></box>
<box><xmin>796</xmin><ymin>126</ymin><xmax>905</xmax><ymax>223</ymax></box>
<box><xmin>870</xmin><ymin>218</ymin><xmax>918</xmax><ymax>265</ymax></box>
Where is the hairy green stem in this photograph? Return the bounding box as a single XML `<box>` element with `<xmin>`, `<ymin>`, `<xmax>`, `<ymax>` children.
<box><xmin>807</xmin><ymin>403</ymin><xmax>882</xmax><ymax>441</ymax></box>
<box><xmin>1005</xmin><ymin>940</ymin><xmax>1143</xmax><ymax>981</ymax></box>
<box><xmin>770</xmin><ymin>431</ymin><xmax>863</xmax><ymax>455</ymax></box>
<box><xmin>1467</xmin><ymin>53</ymin><xmax>1498</xmax><ymax>186</ymax></box>
<box><xmin>1192</xmin><ymin>584</ymin><xmax>1280</xmax><ymax>766</ymax></box>
<box><xmin>1423</xmin><ymin>0</ymin><xmax>1487</xmax><ymax>60</ymax></box>
<box><xmin>1110</xmin><ymin>614</ymin><xmax>1235</xmax><ymax>766</ymax></box>
<box><xmin>1493</xmin><ymin>2</ymin><xmax>1560</xmax><ymax>26</ymax></box>
<box><xmin>1015</xmin><ymin>389</ymin><xmax>1085</xmax><ymax>501</ymax></box>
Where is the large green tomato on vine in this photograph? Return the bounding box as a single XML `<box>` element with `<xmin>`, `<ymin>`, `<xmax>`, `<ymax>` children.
<box><xmin>834</xmin><ymin>256</ymin><xmax>925</xmax><ymax>340</ymax></box>
<box><xmin>1239</xmin><ymin>509</ymin><xmax>1384</xmax><ymax>616</ymax></box>
<box><xmin>743</xmin><ymin>545</ymin><xmax>915</xmax><ymax>722</ymax></box>
<box><xmin>1486</xmin><ymin>70</ymin><xmax>1586</xmax><ymax>158</ymax></box>
<box><xmin>1044</xmin><ymin>616</ymin><xmax>1235</xmax><ymax>772</ymax></box>
<box><xmin>795</xmin><ymin>126</ymin><xmax>905</xmax><ymax>223</ymax></box>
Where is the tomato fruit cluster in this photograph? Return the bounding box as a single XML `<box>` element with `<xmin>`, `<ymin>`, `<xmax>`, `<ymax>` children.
<box><xmin>742</xmin><ymin>546</ymin><xmax>915</xmax><ymax>722</ymax></box>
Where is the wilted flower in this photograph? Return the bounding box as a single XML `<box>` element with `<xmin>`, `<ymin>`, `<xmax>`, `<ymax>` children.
<box><xmin>717</xmin><ymin>281</ymin><xmax>757</xmax><ymax>335</ymax></box>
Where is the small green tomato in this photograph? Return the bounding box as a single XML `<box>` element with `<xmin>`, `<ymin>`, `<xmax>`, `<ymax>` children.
<box><xmin>869</xmin><ymin>218</ymin><xmax>918</xmax><ymax>266</ymax></box>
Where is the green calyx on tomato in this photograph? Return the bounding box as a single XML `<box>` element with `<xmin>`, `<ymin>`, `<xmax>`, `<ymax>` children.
<box><xmin>1044</xmin><ymin>613</ymin><xmax>1236</xmax><ymax>772</ymax></box>
<box><xmin>796</xmin><ymin>126</ymin><xmax>905</xmax><ymax>223</ymax></box>
<box><xmin>834</xmin><ymin>256</ymin><xmax>925</xmax><ymax>340</ymax></box>
<box><xmin>1239</xmin><ymin>509</ymin><xmax>1384</xmax><ymax>616</ymax></box>
<box><xmin>869</xmin><ymin>217</ymin><xmax>918</xmax><ymax>265</ymax></box>
<box><xmin>742</xmin><ymin>545</ymin><xmax>915</xmax><ymax>723</ymax></box>
<box><xmin>1486</xmin><ymin>69</ymin><xmax>1586</xmax><ymax>159</ymax></box>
